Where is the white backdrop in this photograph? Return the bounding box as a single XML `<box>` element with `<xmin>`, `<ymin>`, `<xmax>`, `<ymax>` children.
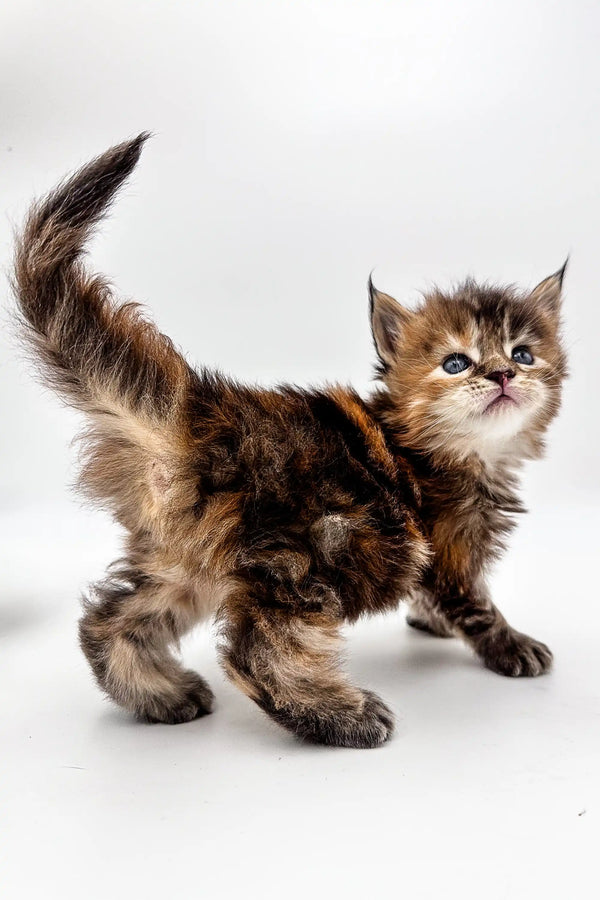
<box><xmin>1</xmin><ymin>3</ymin><xmax>598</xmax><ymax>899</ymax></box>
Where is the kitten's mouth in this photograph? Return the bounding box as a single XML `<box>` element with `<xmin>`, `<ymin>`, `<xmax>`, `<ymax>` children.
<box><xmin>483</xmin><ymin>392</ymin><xmax>519</xmax><ymax>414</ymax></box>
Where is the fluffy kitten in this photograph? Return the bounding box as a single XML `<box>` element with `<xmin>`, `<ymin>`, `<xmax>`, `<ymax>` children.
<box><xmin>13</xmin><ymin>135</ymin><xmax>567</xmax><ymax>748</ymax></box>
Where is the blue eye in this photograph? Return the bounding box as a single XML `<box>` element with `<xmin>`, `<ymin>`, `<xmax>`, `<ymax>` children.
<box><xmin>442</xmin><ymin>353</ymin><xmax>471</xmax><ymax>375</ymax></box>
<box><xmin>512</xmin><ymin>346</ymin><xmax>534</xmax><ymax>365</ymax></box>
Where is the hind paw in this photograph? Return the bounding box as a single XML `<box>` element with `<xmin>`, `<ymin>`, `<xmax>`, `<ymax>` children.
<box><xmin>139</xmin><ymin>673</ymin><xmax>214</xmax><ymax>724</ymax></box>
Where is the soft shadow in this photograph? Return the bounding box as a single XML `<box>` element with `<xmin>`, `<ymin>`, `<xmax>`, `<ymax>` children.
<box><xmin>350</xmin><ymin>623</ymin><xmax>480</xmax><ymax>685</ymax></box>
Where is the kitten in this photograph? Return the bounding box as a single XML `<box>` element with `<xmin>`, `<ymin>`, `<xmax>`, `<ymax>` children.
<box><xmin>13</xmin><ymin>135</ymin><xmax>567</xmax><ymax>748</ymax></box>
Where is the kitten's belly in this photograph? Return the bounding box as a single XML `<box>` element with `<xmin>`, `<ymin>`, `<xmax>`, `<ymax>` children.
<box><xmin>191</xmin><ymin>405</ymin><xmax>429</xmax><ymax>619</ymax></box>
<box><xmin>227</xmin><ymin>483</ymin><xmax>430</xmax><ymax>621</ymax></box>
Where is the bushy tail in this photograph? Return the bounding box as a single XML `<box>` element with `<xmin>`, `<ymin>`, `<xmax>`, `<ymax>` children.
<box><xmin>12</xmin><ymin>135</ymin><xmax>200</xmax><ymax>522</ymax></box>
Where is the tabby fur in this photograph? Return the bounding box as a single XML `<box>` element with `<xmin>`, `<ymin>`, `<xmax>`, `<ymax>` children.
<box><xmin>12</xmin><ymin>136</ymin><xmax>567</xmax><ymax>747</ymax></box>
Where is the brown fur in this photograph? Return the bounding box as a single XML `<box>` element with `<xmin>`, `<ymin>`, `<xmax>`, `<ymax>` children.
<box><xmin>13</xmin><ymin>136</ymin><xmax>567</xmax><ymax>747</ymax></box>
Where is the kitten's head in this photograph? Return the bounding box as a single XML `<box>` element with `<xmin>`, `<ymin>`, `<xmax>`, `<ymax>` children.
<box><xmin>370</xmin><ymin>267</ymin><xmax>567</xmax><ymax>464</ymax></box>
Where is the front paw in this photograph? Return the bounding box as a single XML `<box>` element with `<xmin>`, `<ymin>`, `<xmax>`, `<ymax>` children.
<box><xmin>477</xmin><ymin>627</ymin><xmax>553</xmax><ymax>677</ymax></box>
<box><xmin>267</xmin><ymin>689</ymin><xmax>395</xmax><ymax>749</ymax></box>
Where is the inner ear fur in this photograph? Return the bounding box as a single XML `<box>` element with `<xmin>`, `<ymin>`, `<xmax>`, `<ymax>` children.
<box><xmin>529</xmin><ymin>260</ymin><xmax>568</xmax><ymax>318</ymax></box>
<box><xmin>369</xmin><ymin>278</ymin><xmax>413</xmax><ymax>367</ymax></box>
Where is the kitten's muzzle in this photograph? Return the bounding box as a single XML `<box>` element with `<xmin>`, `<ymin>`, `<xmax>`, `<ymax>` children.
<box><xmin>482</xmin><ymin>369</ymin><xmax>520</xmax><ymax>414</ymax></box>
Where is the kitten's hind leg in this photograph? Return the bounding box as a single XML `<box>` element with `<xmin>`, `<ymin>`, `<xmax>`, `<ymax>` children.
<box><xmin>220</xmin><ymin>583</ymin><xmax>394</xmax><ymax>749</ymax></box>
<box><xmin>79</xmin><ymin>562</ymin><xmax>214</xmax><ymax>723</ymax></box>
<box><xmin>406</xmin><ymin>588</ymin><xmax>454</xmax><ymax>637</ymax></box>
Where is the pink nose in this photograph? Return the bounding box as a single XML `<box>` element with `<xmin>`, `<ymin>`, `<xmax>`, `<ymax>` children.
<box><xmin>486</xmin><ymin>368</ymin><xmax>515</xmax><ymax>389</ymax></box>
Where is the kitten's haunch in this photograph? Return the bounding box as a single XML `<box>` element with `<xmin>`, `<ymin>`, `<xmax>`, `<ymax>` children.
<box><xmin>13</xmin><ymin>136</ymin><xmax>566</xmax><ymax>747</ymax></box>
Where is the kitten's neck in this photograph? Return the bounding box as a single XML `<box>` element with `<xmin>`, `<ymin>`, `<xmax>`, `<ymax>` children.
<box><xmin>368</xmin><ymin>387</ymin><xmax>535</xmax><ymax>478</ymax></box>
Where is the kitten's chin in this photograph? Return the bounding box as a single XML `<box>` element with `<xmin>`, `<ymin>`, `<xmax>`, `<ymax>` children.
<box><xmin>479</xmin><ymin>382</ymin><xmax>525</xmax><ymax>416</ymax></box>
<box><xmin>410</xmin><ymin>389</ymin><xmax>544</xmax><ymax>464</ymax></box>
<box><xmin>440</xmin><ymin>397</ymin><xmax>547</xmax><ymax>465</ymax></box>
<box><xmin>469</xmin><ymin>401</ymin><xmax>533</xmax><ymax>457</ymax></box>
<box><xmin>482</xmin><ymin>394</ymin><xmax>519</xmax><ymax>415</ymax></box>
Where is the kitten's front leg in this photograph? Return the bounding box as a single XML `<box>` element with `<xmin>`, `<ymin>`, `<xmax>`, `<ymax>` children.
<box><xmin>432</xmin><ymin>579</ymin><xmax>553</xmax><ymax>677</ymax></box>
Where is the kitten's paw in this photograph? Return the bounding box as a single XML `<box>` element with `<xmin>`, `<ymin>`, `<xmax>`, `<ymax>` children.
<box><xmin>478</xmin><ymin>628</ymin><xmax>553</xmax><ymax>677</ymax></box>
<box><xmin>311</xmin><ymin>690</ymin><xmax>395</xmax><ymax>748</ymax></box>
<box><xmin>271</xmin><ymin>690</ymin><xmax>395</xmax><ymax>749</ymax></box>
<box><xmin>324</xmin><ymin>690</ymin><xmax>394</xmax><ymax>748</ymax></box>
<box><xmin>140</xmin><ymin>673</ymin><xmax>214</xmax><ymax>724</ymax></box>
<box><xmin>357</xmin><ymin>690</ymin><xmax>396</xmax><ymax>746</ymax></box>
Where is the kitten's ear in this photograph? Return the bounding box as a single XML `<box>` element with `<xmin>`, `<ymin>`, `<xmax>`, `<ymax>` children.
<box><xmin>530</xmin><ymin>259</ymin><xmax>568</xmax><ymax>317</ymax></box>
<box><xmin>369</xmin><ymin>277</ymin><xmax>413</xmax><ymax>367</ymax></box>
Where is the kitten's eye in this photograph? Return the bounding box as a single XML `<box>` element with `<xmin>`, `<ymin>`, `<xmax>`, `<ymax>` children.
<box><xmin>512</xmin><ymin>346</ymin><xmax>534</xmax><ymax>365</ymax></box>
<box><xmin>442</xmin><ymin>353</ymin><xmax>472</xmax><ymax>375</ymax></box>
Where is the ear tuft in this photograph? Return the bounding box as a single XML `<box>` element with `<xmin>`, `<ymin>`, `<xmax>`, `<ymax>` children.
<box><xmin>369</xmin><ymin>277</ymin><xmax>412</xmax><ymax>368</ymax></box>
<box><xmin>530</xmin><ymin>258</ymin><xmax>568</xmax><ymax>317</ymax></box>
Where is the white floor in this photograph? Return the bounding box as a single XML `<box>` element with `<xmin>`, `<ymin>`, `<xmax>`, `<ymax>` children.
<box><xmin>2</xmin><ymin>501</ymin><xmax>598</xmax><ymax>899</ymax></box>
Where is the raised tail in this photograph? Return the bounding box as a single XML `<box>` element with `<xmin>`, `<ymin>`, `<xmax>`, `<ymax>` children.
<box><xmin>12</xmin><ymin>135</ymin><xmax>200</xmax><ymax>526</ymax></box>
